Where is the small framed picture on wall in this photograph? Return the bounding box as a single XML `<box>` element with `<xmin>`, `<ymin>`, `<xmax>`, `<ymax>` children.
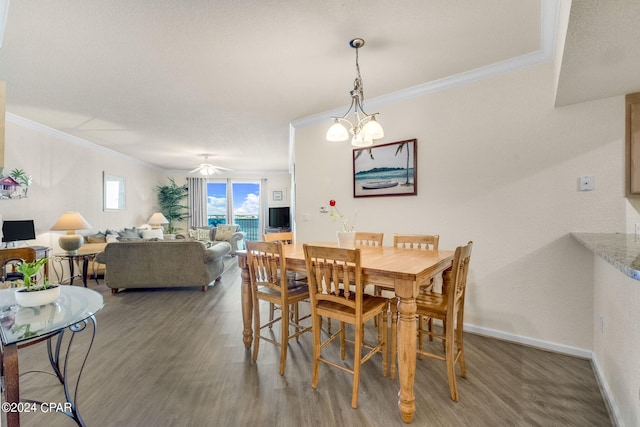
<box><xmin>272</xmin><ymin>189</ymin><xmax>283</xmax><ymax>202</ymax></box>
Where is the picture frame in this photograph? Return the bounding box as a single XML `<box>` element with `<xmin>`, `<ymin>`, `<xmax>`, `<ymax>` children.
<box><xmin>353</xmin><ymin>139</ymin><xmax>417</xmax><ymax>198</ymax></box>
<box><xmin>103</xmin><ymin>172</ymin><xmax>126</xmax><ymax>211</ymax></box>
<box><xmin>272</xmin><ymin>189</ymin><xmax>283</xmax><ymax>202</ymax></box>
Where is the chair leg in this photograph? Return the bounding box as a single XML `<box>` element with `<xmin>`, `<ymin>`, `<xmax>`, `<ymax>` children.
<box><xmin>352</xmin><ymin>321</ymin><xmax>363</xmax><ymax>409</ymax></box>
<box><xmin>279</xmin><ymin>302</ymin><xmax>289</xmax><ymax>376</ymax></box>
<box><xmin>269</xmin><ymin>302</ymin><xmax>275</xmax><ymax>328</ymax></box>
<box><xmin>445</xmin><ymin>326</ymin><xmax>458</xmax><ymax>401</ymax></box>
<box><xmin>457</xmin><ymin>311</ymin><xmax>467</xmax><ymax>378</ymax></box>
<box><xmin>340</xmin><ymin>321</ymin><xmax>346</xmax><ymax>360</ymax></box>
<box><xmin>390</xmin><ymin>300</ymin><xmax>398</xmax><ymax>380</ymax></box>
<box><xmin>311</xmin><ymin>314</ymin><xmax>322</xmax><ymax>389</ymax></box>
<box><xmin>381</xmin><ymin>311</ymin><xmax>388</xmax><ymax>377</ymax></box>
<box><xmin>252</xmin><ymin>298</ymin><xmax>261</xmax><ymax>363</ymax></box>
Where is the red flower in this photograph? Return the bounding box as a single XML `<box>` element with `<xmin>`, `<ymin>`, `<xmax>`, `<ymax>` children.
<box><xmin>329</xmin><ymin>199</ymin><xmax>336</xmax><ymax>207</ymax></box>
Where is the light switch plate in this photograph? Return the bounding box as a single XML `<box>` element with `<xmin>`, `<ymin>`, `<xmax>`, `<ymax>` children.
<box><xmin>578</xmin><ymin>176</ymin><xmax>594</xmax><ymax>191</ymax></box>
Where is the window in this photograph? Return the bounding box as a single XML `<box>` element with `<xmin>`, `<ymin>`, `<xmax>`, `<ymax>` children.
<box><xmin>207</xmin><ymin>180</ymin><xmax>261</xmax><ymax>241</ymax></box>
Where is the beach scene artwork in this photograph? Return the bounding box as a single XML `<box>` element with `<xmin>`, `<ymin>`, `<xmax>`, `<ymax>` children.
<box><xmin>352</xmin><ymin>139</ymin><xmax>417</xmax><ymax>198</ymax></box>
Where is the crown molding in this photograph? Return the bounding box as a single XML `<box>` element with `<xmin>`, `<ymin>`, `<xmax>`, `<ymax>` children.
<box><xmin>6</xmin><ymin>112</ymin><xmax>160</xmax><ymax>170</ymax></box>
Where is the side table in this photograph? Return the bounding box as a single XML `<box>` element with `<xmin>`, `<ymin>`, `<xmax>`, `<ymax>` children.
<box><xmin>51</xmin><ymin>252</ymin><xmax>99</xmax><ymax>287</ymax></box>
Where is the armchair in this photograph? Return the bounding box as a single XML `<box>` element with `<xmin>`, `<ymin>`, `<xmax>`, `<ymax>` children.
<box><xmin>212</xmin><ymin>224</ymin><xmax>245</xmax><ymax>255</ymax></box>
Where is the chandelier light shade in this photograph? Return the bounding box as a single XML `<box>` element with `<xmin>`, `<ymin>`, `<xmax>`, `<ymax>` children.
<box><xmin>147</xmin><ymin>212</ymin><xmax>169</xmax><ymax>229</ymax></box>
<box><xmin>50</xmin><ymin>212</ymin><xmax>93</xmax><ymax>255</ymax></box>
<box><xmin>326</xmin><ymin>38</ymin><xmax>384</xmax><ymax>147</ymax></box>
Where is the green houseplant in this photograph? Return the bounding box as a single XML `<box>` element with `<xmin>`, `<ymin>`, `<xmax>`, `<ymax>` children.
<box><xmin>14</xmin><ymin>258</ymin><xmax>61</xmax><ymax>307</ymax></box>
<box><xmin>156</xmin><ymin>178</ymin><xmax>189</xmax><ymax>234</ymax></box>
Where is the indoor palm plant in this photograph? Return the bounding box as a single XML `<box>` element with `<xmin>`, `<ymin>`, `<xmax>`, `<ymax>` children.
<box><xmin>155</xmin><ymin>178</ymin><xmax>189</xmax><ymax>235</ymax></box>
<box><xmin>14</xmin><ymin>258</ymin><xmax>61</xmax><ymax>307</ymax></box>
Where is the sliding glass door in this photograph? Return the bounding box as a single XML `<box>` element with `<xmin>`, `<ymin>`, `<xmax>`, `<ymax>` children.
<box><xmin>206</xmin><ymin>180</ymin><xmax>262</xmax><ymax>241</ymax></box>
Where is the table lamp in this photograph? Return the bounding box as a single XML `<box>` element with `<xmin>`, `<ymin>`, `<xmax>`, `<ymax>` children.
<box><xmin>50</xmin><ymin>212</ymin><xmax>92</xmax><ymax>255</ymax></box>
<box><xmin>147</xmin><ymin>212</ymin><xmax>169</xmax><ymax>230</ymax></box>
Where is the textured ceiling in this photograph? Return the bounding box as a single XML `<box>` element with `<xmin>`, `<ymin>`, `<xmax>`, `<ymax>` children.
<box><xmin>3</xmin><ymin>1</ymin><xmax>625</xmax><ymax>174</ymax></box>
<box><xmin>555</xmin><ymin>0</ymin><xmax>640</xmax><ymax>106</ymax></box>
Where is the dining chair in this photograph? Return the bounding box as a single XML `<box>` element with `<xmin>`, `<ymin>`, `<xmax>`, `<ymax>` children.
<box><xmin>246</xmin><ymin>240</ymin><xmax>311</xmax><ymax>375</ymax></box>
<box><xmin>303</xmin><ymin>244</ymin><xmax>390</xmax><ymax>408</ymax></box>
<box><xmin>263</xmin><ymin>231</ymin><xmax>305</xmax><ymax>324</ymax></box>
<box><xmin>392</xmin><ymin>241</ymin><xmax>473</xmax><ymax>401</ymax></box>
<box><xmin>1</xmin><ymin>247</ymin><xmax>37</xmax><ymax>285</ymax></box>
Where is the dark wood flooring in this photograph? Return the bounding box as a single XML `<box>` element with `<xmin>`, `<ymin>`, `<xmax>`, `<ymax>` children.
<box><xmin>8</xmin><ymin>258</ymin><xmax>613</xmax><ymax>426</ymax></box>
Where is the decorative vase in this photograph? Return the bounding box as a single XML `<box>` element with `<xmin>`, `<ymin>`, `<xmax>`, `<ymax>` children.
<box><xmin>15</xmin><ymin>285</ymin><xmax>61</xmax><ymax>307</ymax></box>
<box><xmin>336</xmin><ymin>231</ymin><xmax>356</xmax><ymax>249</ymax></box>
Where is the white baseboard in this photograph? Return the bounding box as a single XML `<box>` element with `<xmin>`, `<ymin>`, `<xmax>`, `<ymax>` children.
<box><xmin>464</xmin><ymin>323</ymin><xmax>623</xmax><ymax>426</ymax></box>
<box><xmin>591</xmin><ymin>354</ymin><xmax>624</xmax><ymax>427</ymax></box>
<box><xmin>463</xmin><ymin>323</ymin><xmax>592</xmax><ymax>359</ymax></box>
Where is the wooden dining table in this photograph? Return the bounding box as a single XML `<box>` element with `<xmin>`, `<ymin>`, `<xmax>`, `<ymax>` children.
<box><xmin>237</xmin><ymin>242</ymin><xmax>455</xmax><ymax>423</ymax></box>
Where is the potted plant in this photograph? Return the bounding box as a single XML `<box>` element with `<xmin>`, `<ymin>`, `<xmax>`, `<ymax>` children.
<box><xmin>155</xmin><ymin>178</ymin><xmax>189</xmax><ymax>236</ymax></box>
<box><xmin>14</xmin><ymin>258</ymin><xmax>61</xmax><ymax>307</ymax></box>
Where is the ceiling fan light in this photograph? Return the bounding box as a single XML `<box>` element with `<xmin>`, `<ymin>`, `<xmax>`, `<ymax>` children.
<box><xmin>362</xmin><ymin>116</ymin><xmax>384</xmax><ymax>140</ymax></box>
<box><xmin>326</xmin><ymin>120</ymin><xmax>349</xmax><ymax>141</ymax></box>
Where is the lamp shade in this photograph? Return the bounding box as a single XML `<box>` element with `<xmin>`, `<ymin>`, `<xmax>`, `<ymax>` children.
<box><xmin>148</xmin><ymin>212</ymin><xmax>169</xmax><ymax>225</ymax></box>
<box><xmin>326</xmin><ymin>120</ymin><xmax>349</xmax><ymax>142</ymax></box>
<box><xmin>50</xmin><ymin>212</ymin><xmax>92</xmax><ymax>231</ymax></box>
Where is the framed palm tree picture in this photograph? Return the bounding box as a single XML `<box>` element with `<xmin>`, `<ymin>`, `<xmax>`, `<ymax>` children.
<box><xmin>352</xmin><ymin>139</ymin><xmax>417</xmax><ymax>198</ymax></box>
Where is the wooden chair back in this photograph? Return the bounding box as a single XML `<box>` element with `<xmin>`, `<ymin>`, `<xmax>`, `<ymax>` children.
<box><xmin>393</xmin><ymin>234</ymin><xmax>439</xmax><ymax>251</ymax></box>
<box><xmin>447</xmin><ymin>241</ymin><xmax>473</xmax><ymax>320</ymax></box>
<box><xmin>263</xmin><ymin>231</ymin><xmax>294</xmax><ymax>245</ymax></box>
<box><xmin>247</xmin><ymin>240</ymin><xmax>288</xmax><ymax>297</ymax></box>
<box><xmin>354</xmin><ymin>232</ymin><xmax>383</xmax><ymax>247</ymax></box>
<box><xmin>1</xmin><ymin>248</ymin><xmax>37</xmax><ymax>283</ymax></box>
<box><xmin>304</xmin><ymin>245</ymin><xmax>363</xmax><ymax>318</ymax></box>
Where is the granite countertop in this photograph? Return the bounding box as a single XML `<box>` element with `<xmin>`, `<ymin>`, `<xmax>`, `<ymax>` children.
<box><xmin>572</xmin><ymin>232</ymin><xmax>640</xmax><ymax>281</ymax></box>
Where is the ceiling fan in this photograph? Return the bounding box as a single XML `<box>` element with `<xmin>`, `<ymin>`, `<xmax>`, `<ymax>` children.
<box><xmin>189</xmin><ymin>154</ymin><xmax>232</xmax><ymax>176</ymax></box>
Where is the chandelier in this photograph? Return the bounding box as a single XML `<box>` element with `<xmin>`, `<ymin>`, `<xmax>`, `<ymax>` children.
<box><xmin>326</xmin><ymin>38</ymin><xmax>384</xmax><ymax>147</ymax></box>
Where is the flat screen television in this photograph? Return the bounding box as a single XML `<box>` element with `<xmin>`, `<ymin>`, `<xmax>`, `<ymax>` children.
<box><xmin>268</xmin><ymin>207</ymin><xmax>290</xmax><ymax>229</ymax></box>
<box><xmin>2</xmin><ymin>220</ymin><xmax>36</xmax><ymax>243</ymax></box>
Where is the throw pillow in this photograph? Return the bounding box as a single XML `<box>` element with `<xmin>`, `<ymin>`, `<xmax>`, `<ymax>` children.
<box><xmin>215</xmin><ymin>225</ymin><xmax>237</xmax><ymax>241</ymax></box>
<box><xmin>195</xmin><ymin>228</ymin><xmax>210</xmax><ymax>241</ymax></box>
<box><xmin>118</xmin><ymin>227</ymin><xmax>141</xmax><ymax>239</ymax></box>
<box><xmin>141</xmin><ymin>229</ymin><xmax>164</xmax><ymax>240</ymax></box>
<box><xmin>87</xmin><ymin>231</ymin><xmax>106</xmax><ymax>243</ymax></box>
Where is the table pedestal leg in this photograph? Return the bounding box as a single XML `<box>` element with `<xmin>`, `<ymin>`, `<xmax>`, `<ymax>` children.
<box><xmin>397</xmin><ymin>294</ymin><xmax>417</xmax><ymax>423</ymax></box>
<box><xmin>237</xmin><ymin>256</ymin><xmax>253</xmax><ymax>349</ymax></box>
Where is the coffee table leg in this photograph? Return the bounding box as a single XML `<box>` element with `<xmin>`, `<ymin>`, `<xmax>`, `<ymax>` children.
<box><xmin>237</xmin><ymin>256</ymin><xmax>253</xmax><ymax>349</ymax></box>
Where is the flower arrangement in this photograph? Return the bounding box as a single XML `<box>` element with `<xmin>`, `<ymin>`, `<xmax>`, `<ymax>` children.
<box><xmin>329</xmin><ymin>199</ymin><xmax>358</xmax><ymax>232</ymax></box>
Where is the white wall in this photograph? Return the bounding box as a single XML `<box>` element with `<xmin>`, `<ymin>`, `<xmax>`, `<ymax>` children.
<box><xmin>294</xmin><ymin>60</ymin><xmax>626</xmax><ymax>354</ymax></box>
<box><xmin>591</xmin><ymin>255</ymin><xmax>640</xmax><ymax>427</ymax></box>
<box><xmin>2</xmin><ymin>117</ymin><xmax>161</xmax><ymax>250</ymax></box>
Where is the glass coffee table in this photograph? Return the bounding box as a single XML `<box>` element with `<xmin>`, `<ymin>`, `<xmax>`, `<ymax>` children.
<box><xmin>0</xmin><ymin>286</ymin><xmax>104</xmax><ymax>426</ymax></box>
